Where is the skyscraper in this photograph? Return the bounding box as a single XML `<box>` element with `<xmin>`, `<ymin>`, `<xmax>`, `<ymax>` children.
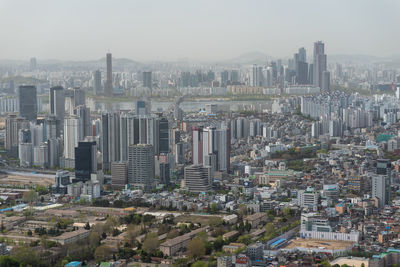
<box><xmin>159</xmin><ymin>117</ymin><xmax>169</xmax><ymax>154</ymax></box>
<box><xmin>18</xmin><ymin>85</ymin><xmax>37</xmax><ymax>122</ymax></box>
<box><xmin>94</xmin><ymin>70</ymin><xmax>102</xmax><ymax>95</ymax></box>
<box><xmin>63</xmin><ymin>115</ymin><xmax>80</xmax><ymax>160</ymax></box>
<box><xmin>313</xmin><ymin>41</ymin><xmax>327</xmax><ymax>88</ymax></box>
<box><xmin>5</xmin><ymin>115</ymin><xmax>29</xmax><ymax>156</ymax></box>
<box><xmin>101</xmin><ymin>112</ymin><xmax>121</xmax><ymax>170</ymax></box>
<box><xmin>74</xmin><ymin>141</ymin><xmax>97</xmax><ymax>182</ymax></box>
<box><xmin>128</xmin><ymin>144</ymin><xmax>155</xmax><ymax>192</ymax></box>
<box><xmin>111</xmin><ymin>161</ymin><xmax>128</xmax><ymax>189</ymax></box>
<box><xmin>143</xmin><ymin>71</ymin><xmax>152</xmax><ymax>90</ymax></box>
<box><xmin>49</xmin><ymin>86</ymin><xmax>65</xmax><ymax>136</ymax></box>
<box><xmin>159</xmin><ymin>162</ymin><xmax>170</xmax><ymax>186</ymax></box>
<box><xmin>372</xmin><ymin>175</ymin><xmax>391</xmax><ymax>208</ymax></box>
<box><xmin>191</xmin><ymin>126</ymin><xmax>230</xmax><ymax>172</ymax></box>
<box><xmin>322</xmin><ymin>71</ymin><xmax>331</xmax><ymax>92</ymax></box>
<box><xmin>106</xmin><ymin>53</ymin><xmax>113</xmax><ymax>97</ymax></box>
<box><xmin>30</xmin><ymin>57</ymin><xmax>37</xmax><ymax>71</ymax></box>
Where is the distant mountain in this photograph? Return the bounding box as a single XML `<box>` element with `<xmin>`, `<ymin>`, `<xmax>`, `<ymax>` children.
<box><xmin>226</xmin><ymin>51</ymin><xmax>272</xmax><ymax>65</ymax></box>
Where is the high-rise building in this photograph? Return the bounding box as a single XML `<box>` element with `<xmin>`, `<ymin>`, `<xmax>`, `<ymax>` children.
<box><xmin>191</xmin><ymin>126</ymin><xmax>230</xmax><ymax>172</ymax></box>
<box><xmin>30</xmin><ymin>57</ymin><xmax>37</xmax><ymax>71</ymax></box>
<box><xmin>143</xmin><ymin>71</ymin><xmax>152</xmax><ymax>90</ymax></box>
<box><xmin>159</xmin><ymin>117</ymin><xmax>169</xmax><ymax>154</ymax></box>
<box><xmin>94</xmin><ymin>70</ymin><xmax>102</xmax><ymax>95</ymax></box>
<box><xmin>136</xmin><ymin>100</ymin><xmax>150</xmax><ymax>116</ymax></box>
<box><xmin>5</xmin><ymin>115</ymin><xmax>29</xmax><ymax>156</ymax></box>
<box><xmin>230</xmin><ymin>70</ymin><xmax>239</xmax><ymax>83</ymax></box>
<box><xmin>74</xmin><ymin>141</ymin><xmax>97</xmax><ymax>182</ymax></box>
<box><xmin>111</xmin><ymin>161</ymin><xmax>128</xmax><ymax>189</ymax></box>
<box><xmin>101</xmin><ymin>112</ymin><xmax>121</xmax><ymax>170</ymax></box>
<box><xmin>322</xmin><ymin>71</ymin><xmax>330</xmax><ymax>91</ymax></box>
<box><xmin>18</xmin><ymin>85</ymin><xmax>37</xmax><ymax>122</ymax></box>
<box><xmin>74</xmin><ymin>105</ymin><xmax>91</xmax><ymax>138</ymax></box>
<box><xmin>251</xmin><ymin>64</ymin><xmax>263</xmax><ymax>87</ymax></box>
<box><xmin>50</xmin><ymin>86</ymin><xmax>65</xmax><ymax>135</ymax></box>
<box><xmin>106</xmin><ymin>53</ymin><xmax>113</xmax><ymax>97</ymax></box>
<box><xmin>64</xmin><ymin>116</ymin><xmax>80</xmax><ymax>160</ymax></box>
<box><xmin>184</xmin><ymin>164</ymin><xmax>211</xmax><ymax>193</ymax></box>
<box><xmin>220</xmin><ymin>71</ymin><xmax>229</xmax><ymax>86</ymax></box>
<box><xmin>372</xmin><ymin>175</ymin><xmax>391</xmax><ymax>208</ymax></box>
<box><xmin>128</xmin><ymin>144</ymin><xmax>155</xmax><ymax>192</ymax></box>
<box><xmin>159</xmin><ymin>162</ymin><xmax>170</xmax><ymax>186</ymax></box>
<box><xmin>313</xmin><ymin>41</ymin><xmax>327</xmax><ymax>88</ymax></box>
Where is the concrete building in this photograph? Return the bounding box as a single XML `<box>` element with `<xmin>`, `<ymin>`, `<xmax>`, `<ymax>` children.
<box><xmin>184</xmin><ymin>164</ymin><xmax>211</xmax><ymax>193</ymax></box>
<box><xmin>111</xmin><ymin>161</ymin><xmax>128</xmax><ymax>189</ymax></box>
<box><xmin>18</xmin><ymin>85</ymin><xmax>37</xmax><ymax>122</ymax></box>
<box><xmin>128</xmin><ymin>144</ymin><xmax>155</xmax><ymax>192</ymax></box>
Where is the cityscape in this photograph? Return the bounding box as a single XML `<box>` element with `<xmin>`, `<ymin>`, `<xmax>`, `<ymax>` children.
<box><xmin>1</xmin><ymin>1</ymin><xmax>400</xmax><ymax>267</ymax></box>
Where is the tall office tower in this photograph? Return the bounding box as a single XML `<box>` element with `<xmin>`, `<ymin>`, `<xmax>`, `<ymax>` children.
<box><xmin>63</xmin><ymin>116</ymin><xmax>80</xmax><ymax>160</ymax></box>
<box><xmin>159</xmin><ymin>117</ymin><xmax>169</xmax><ymax>154</ymax></box>
<box><xmin>230</xmin><ymin>70</ymin><xmax>239</xmax><ymax>83</ymax></box>
<box><xmin>159</xmin><ymin>162</ymin><xmax>170</xmax><ymax>186</ymax></box>
<box><xmin>45</xmin><ymin>115</ymin><xmax>58</xmax><ymax>140</ymax></box>
<box><xmin>251</xmin><ymin>64</ymin><xmax>264</xmax><ymax>86</ymax></box>
<box><xmin>313</xmin><ymin>41</ymin><xmax>327</xmax><ymax>88</ymax></box>
<box><xmin>18</xmin><ymin>129</ymin><xmax>33</xmax><ymax>167</ymax></box>
<box><xmin>372</xmin><ymin>175</ymin><xmax>391</xmax><ymax>208</ymax></box>
<box><xmin>33</xmin><ymin>142</ymin><xmax>49</xmax><ymax>168</ymax></box>
<box><xmin>322</xmin><ymin>71</ymin><xmax>331</xmax><ymax>91</ymax></box>
<box><xmin>74</xmin><ymin>105</ymin><xmax>91</xmax><ymax>138</ymax></box>
<box><xmin>50</xmin><ymin>86</ymin><xmax>65</xmax><ymax>136</ymax></box>
<box><xmin>94</xmin><ymin>70</ymin><xmax>102</xmax><ymax>95</ymax></box>
<box><xmin>128</xmin><ymin>144</ymin><xmax>155</xmax><ymax>192</ymax></box>
<box><xmin>30</xmin><ymin>123</ymin><xmax>44</xmax><ymax>146</ymax></box>
<box><xmin>298</xmin><ymin>47</ymin><xmax>306</xmax><ymax>62</ymax></box>
<box><xmin>136</xmin><ymin>100</ymin><xmax>150</xmax><ymax>116</ymax></box>
<box><xmin>101</xmin><ymin>113</ymin><xmax>121</xmax><ymax>170</ymax></box>
<box><xmin>220</xmin><ymin>71</ymin><xmax>229</xmax><ymax>86</ymax></box>
<box><xmin>191</xmin><ymin>127</ymin><xmax>230</xmax><ymax>172</ymax></box>
<box><xmin>111</xmin><ymin>161</ymin><xmax>128</xmax><ymax>189</ymax></box>
<box><xmin>47</xmin><ymin>138</ymin><xmax>61</xmax><ymax>168</ymax></box>
<box><xmin>65</xmin><ymin>88</ymin><xmax>86</xmax><ymax>115</ymax></box>
<box><xmin>180</xmin><ymin>72</ymin><xmax>191</xmax><ymax>87</ymax></box>
<box><xmin>5</xmin><ymin>115</ymin><xmax>29</xmax><ymax>156</ymax></box>
<box><xmin>308</xmin><ymin>63</ymin><xmax>314</xmax><ymax>84</ymax></box>
<box><xmin>106</xmin><ymin>53</ymin><xmax>113</xmax><ymax>97</ymax></box>
<box><xmin>184</xmin><ymin>164</ymin><xmax>211</xmax><ymax>193</ymax></box>
<box><xmin>142</xmin><ymin>71</ymin><xmax>152</xmax><ymax>90</ymax></box>
<box><xmin>18</xmin><ymin>85</ymin><xmax>37</xmax><ymax>122</ymax></box>
<box><xmin>30</xmin><ymin>57</ymin><xmax>37</xmax><ymax>71</ymax></box>
<box><xmin>74</xmin><ymin>141</ymin><xmax>97</xmax><ymax>182</ymax></box>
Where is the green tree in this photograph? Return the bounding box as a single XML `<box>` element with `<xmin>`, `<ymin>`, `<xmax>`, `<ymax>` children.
<box><xmin>0</xmin><ymin>256</ymin><xmax>19</xmax><ymax>267</ymax></box>
<box><xmin>192</xmin><ymin>261</ymin><xmax>207</xmax><ymax>267</ymax></box>
<box><xmin>94</xmin><ymin>245</ymin><xmax>112</xmax><ymax>263</ymax></box>
<box><xmin>142</xmin><ymin>232</ymin><xmax>159</xmax><ymax>255</ymax></box>
<box><xmin>11</xmin><ymin>246</ymin><xmax>41</xmax><ymax>266</ymax></box>
<box><xmin>22</xmin><ymin>190</ymin><xmax>37</xmax><ymax>204</ymax></box>
<box><xmin>167</xmin><ymin>229</ymin><xmax>180</xmax><ymax>239</ymax></box>
<box><xmin>265</xmin><ymin>223</ymin><xmax>275</xmax><ymax>236</ymax></box>
<box><xmin>187</xmin><ymin>238</ymin><xmax>205</xmax><ymax>260</ymax></box>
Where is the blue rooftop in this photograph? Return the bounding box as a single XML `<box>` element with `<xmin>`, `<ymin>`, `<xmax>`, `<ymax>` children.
<box><xmin>270</xmin><ymin>238</ymin><xmax>286</xmax><ymax>247</ymax></box>
<box><xmin>65</xmin><ymin>262</ymin><xmax>82</xmax><ymax>267</ymax></box>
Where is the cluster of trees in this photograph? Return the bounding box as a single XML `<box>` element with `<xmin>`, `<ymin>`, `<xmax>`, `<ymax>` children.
<box><xmin>271</xmin><ymin>147</ymin><xmax>316</xmax><ymax>161</ymax></box>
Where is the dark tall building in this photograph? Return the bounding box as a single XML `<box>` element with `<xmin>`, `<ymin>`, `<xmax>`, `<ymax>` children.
<box><xmin>143</xmin><ymin>71</ymin><xmax>152</xmax><ymax>90</ymax></box>
<box><xmin>160</xmin><ymin>162</ymin><xmax>170</xmax><ymax>186</ymax></box>
<box><xmin>322</xmin><ymin>71</ymin><xmax>330</xmax><ymax>92</ymax></box>
<box><xmin>221</xmin><ymin>71</ymin><xmax>229</xmax><ymax>87</ymax></box>
<box><xmin>74</xmin><ymin>141</ymin><xmax>97</xmax><ymax>182</ymax></box>
<box><xmin>159</xmin><ymin>117</ymin><xmax>169</xmax><ymax>154</ymax></box>
<box><xmin>94</xmin><ymin>70</ymin><xmax>102</xmax><ymax>95</ymax></box>
<box><xmin>313</xmin><ymin>41</ymin><xmax>327</xmax><ymax>88</ymax></box>
<box><xmin>18</xmin><ymin>85</ymin><xmax>37</xmax><ymax>122</ymax></box>
<box><xmin>106</xmin><ymin>53</ymin><xmax>113</xmax><ymax>97</ymax></box>
<box><xmin>49</xmin><ymin>86</ymin><xmax>65</xmax><ymax>135</ymax></box>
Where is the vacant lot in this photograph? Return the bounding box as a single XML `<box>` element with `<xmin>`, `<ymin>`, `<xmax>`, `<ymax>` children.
<box><xmin>0</xmin><ymin>173</ymin><xmax>54</xmax><ymax>187</ymax></box>
<box><xmin>174</xmin><ymin>214</ymin><xmax>222</xmax><ymax>226</ymax></box>
<box><xmin>285</xmin><ymin>238</ymin><xmax>355</xmax><ymax>250</ymax></box>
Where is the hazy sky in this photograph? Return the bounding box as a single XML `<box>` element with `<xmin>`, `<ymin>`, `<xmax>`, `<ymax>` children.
<box><xmin>0</xmin><ymin>0</ymin><xmax>399</xmax><ymax>61</ymax></box>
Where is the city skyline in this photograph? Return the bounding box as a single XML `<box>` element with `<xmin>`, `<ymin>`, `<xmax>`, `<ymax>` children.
<box><xmin>0</xmin><ymin>0</ymin><xmax>399</xmax><ymax>61</ymax></box>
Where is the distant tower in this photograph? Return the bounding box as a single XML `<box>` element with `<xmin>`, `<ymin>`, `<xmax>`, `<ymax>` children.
<box><xmin>106</xmin><ymin>53</ymin><xmax>113</xmax><ymax>97</ymax></box>
<box><xmin>94</xmin><ymin>70</ymin><xmax>102</xmax><ymax>95</ymax></box>
<box><xmin>49</xmin><ymin>86</ymin><xmax>65</xmax><ymax>136</ymax></box>
<box><xmin>142</xmin><ymin>71</ymin><xmax>152</xmax><ymax>90</ymax></box>
<box><xmin>18</xmin><ymin>85</ymin><xmax>37</xmax><ymax>122</ymax></box>
<box><xmin>313</xmin><ymin>41</ymin><xmax>327</xmax><ymax>88</ymax></box>
<box><xmin>322</xmin><ymin>71</ymin><xmax>331</xmax><ymax>92</ymax></box>
<box><xmin>30</xmin><ymin>57</ymin><xmax>37</xmax><ymax>71</ymax></box>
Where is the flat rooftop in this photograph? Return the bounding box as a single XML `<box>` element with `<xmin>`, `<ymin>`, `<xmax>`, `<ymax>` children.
<box><xmin>285</xmin><ymin>238</ymin><xmax>355</xmax><ymax>250</ymax></box>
